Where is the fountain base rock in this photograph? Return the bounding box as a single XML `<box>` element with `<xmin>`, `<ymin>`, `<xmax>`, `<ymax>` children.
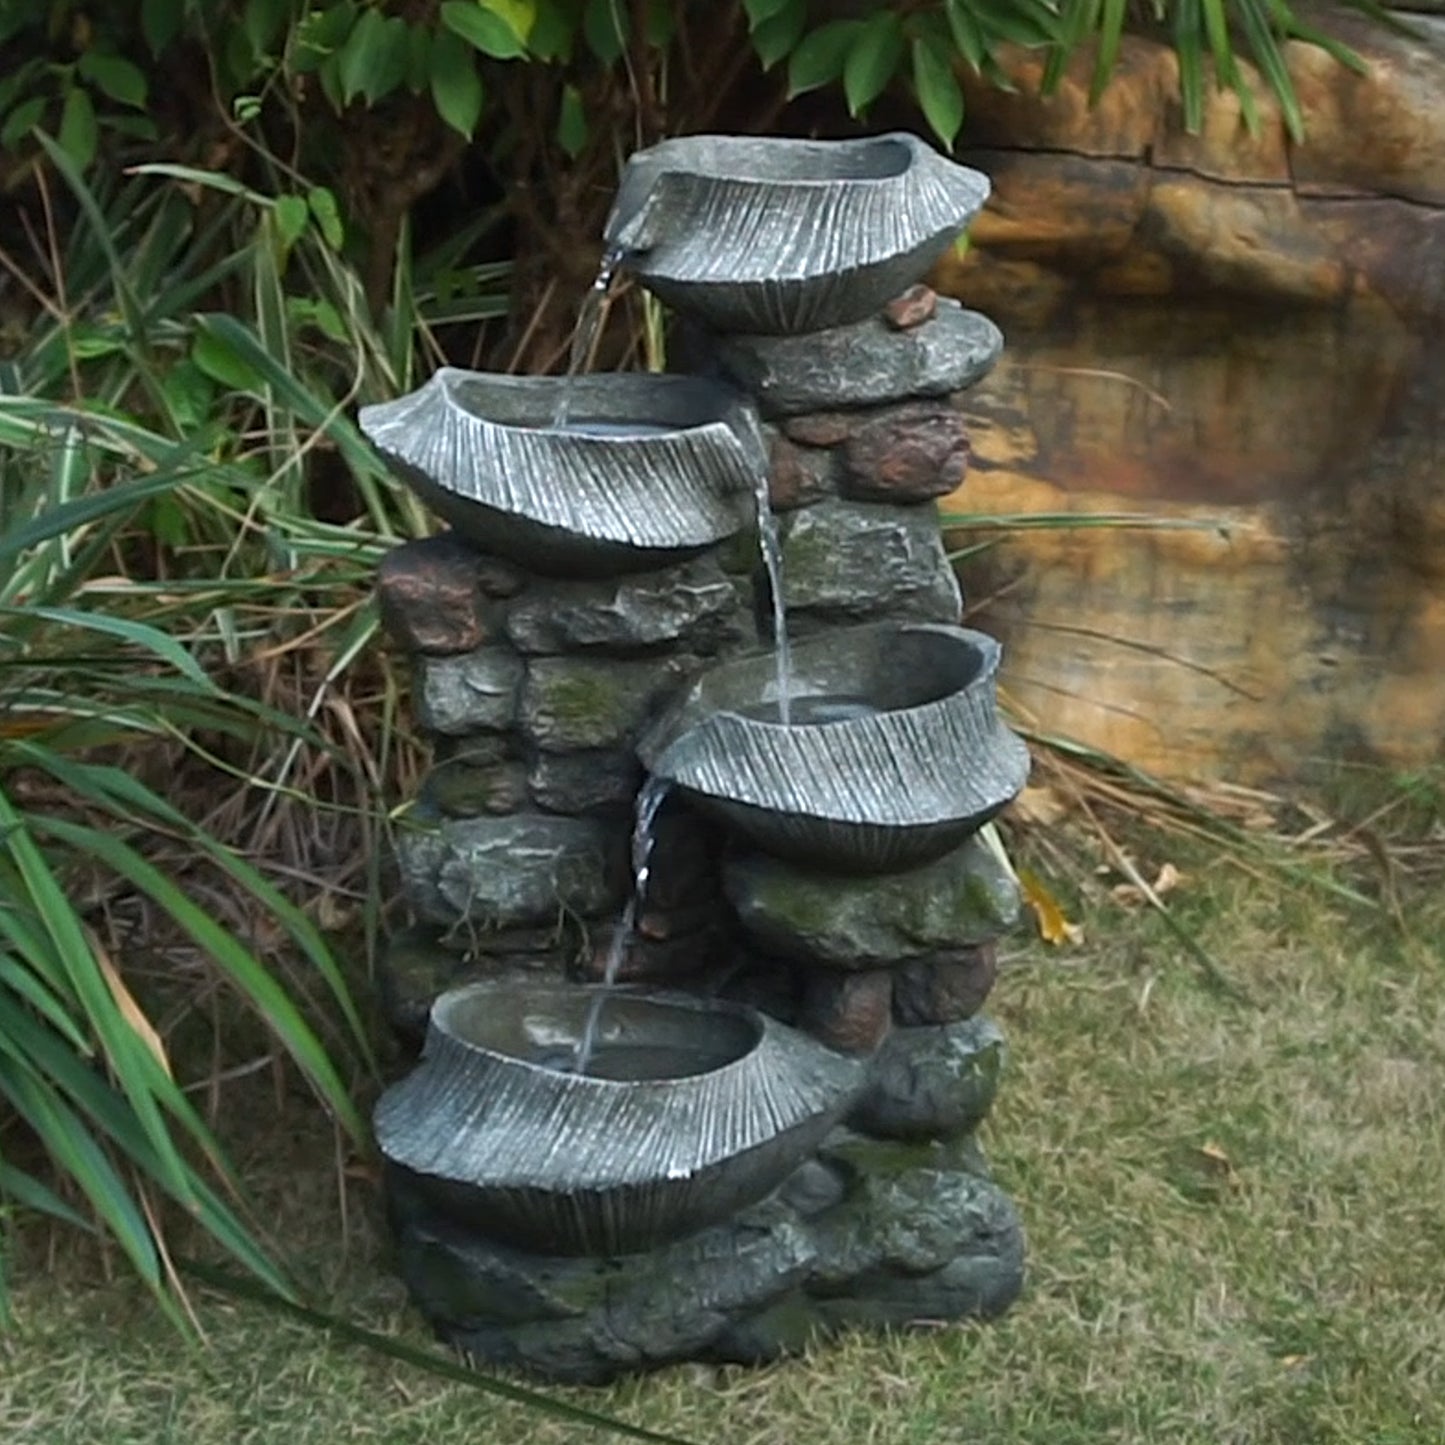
<box><xmin>387</xmin><ymin>1130</ymin><xmax>1024</xmax><ymax>1384</ymax></box>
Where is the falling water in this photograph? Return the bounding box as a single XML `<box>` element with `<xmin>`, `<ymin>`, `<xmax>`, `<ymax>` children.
<box><xmin>572</xmin><ymin>774</ymin><xmax>672</xmax><ymax>1075</ymax></box>
<box><xmin>754</xmin><ymin>471</ymin><xmax>793</xmax><ymax>725</ymax></box>
<box><xmin>553</xmin><ymin>248</ymin><xmax>625</xmax><ymax>429</ymax></box>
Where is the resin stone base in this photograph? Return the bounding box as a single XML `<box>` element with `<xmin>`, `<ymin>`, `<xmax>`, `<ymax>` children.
<box><xmin>387</xmin><ymin>1130</ymin><xmax>1024</xmax><ymax>1384</ymax></box>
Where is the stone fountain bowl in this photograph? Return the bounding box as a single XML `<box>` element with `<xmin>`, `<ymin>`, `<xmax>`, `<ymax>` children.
<box><xmin>373</xmin><ymin>981</ymin><xmax>865</xmax><ymax>1257</ymax></box>
<box><xmin>638</xmin><ymin>623</ymin><xmax>1030</xmax><ymax>873</ymax></box>
<box><xmin>358</xmin><ymin>371</ymin><xmax>766</xmax><ymax>577</ymax></box>
<box><xmin>605</xmin><ymin>132</ymin><xmax>990</xmax><ymax>335</ymax></box>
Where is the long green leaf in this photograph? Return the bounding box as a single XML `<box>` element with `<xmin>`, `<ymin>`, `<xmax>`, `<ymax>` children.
<box><xmin>0</xmin><ymin>605</ymin><xmax>216</xmax><ymax>690</ymax></box>
<box><xmin>18</xmin><ymin>745</ymin><xmax>375</xmax><ymax>1076</ymax></box>
<box><xmin>0</xmin><ymin>1154</ymin><xmax>96</xmax><ymax>1233</ymax></box>
<box><xmin>1173</xmin><ymin>0</ymin><xmax>1207</xmax><ymax>132</ymax></box>
<box><xmin>34</xmin><ymin>813</ymin><xmax>369</xmax><ymax>1140</ymax></box>
<box><xmin>0</xmin><ymin>1049</ymin><xmax>170</xmax><ymax>1311</ymax></box>
<box><xmin>0</xmin><ymin>998</ymin><xmax>294</xmax><ymax>1300</ymax></box>
<box><xmin>0</xmin><ymin>791</ymin><xmax>199</xmax><ymax>1207</ymax></box>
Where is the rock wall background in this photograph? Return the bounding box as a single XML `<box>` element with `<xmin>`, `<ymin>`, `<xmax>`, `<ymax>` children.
<box><xmin>927</xmin><ymin>4</ymin><xmax>1445</xmax><ymax>781</ymax></box>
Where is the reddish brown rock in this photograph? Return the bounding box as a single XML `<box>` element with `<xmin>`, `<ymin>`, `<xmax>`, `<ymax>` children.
<box><xmin>781</xmin><ymin>412</ymin><xmax>853</xmax><ymax>447</ymax></box>
<box><xmin>892</xmin><ymin>944</ymin><xmax>998</xmax><ymax>1026</ymax></box>
<box><xmin>767</xmin><ymin>432</ymin><xmax>836</xmax><ymax>510</ymax></box>
<box><xmin>884</xmin><ymin>284</ymin><xmax>939</xmax><ymax>330</ymax></box>
<box><xmin>376</xmin><ymin>535</ymin><xmax>499</xmax><ymax>654</ymax></box>
<box><xmin>841</xmin><ymin>402</ymin><xmax>970</xmax><ymax>503</ymax></box>
<box><xmin>798</xmin><ymin>968</ymin><xmax>892</xmax><ymax>1055</ymax></box>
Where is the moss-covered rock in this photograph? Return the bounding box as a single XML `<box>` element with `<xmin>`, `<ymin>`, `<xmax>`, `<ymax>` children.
<box><xmin>723</xmin><ymin>834</ymin><xmax>1020</xmax><ymax>969</ymax></box>
<box><xmin>385</xmin><ymin>1129</ymin><xmax>1023</xmax><ymax>1383</ymax></box>
<box><xmin>779</xmin><ymin>497</ymin><xmax>962</xmax><ymax>625</ymax></box>
<box><xmin>520</xmin><ymin>655</ymin><xmax>699</xmax><ymax>751</ymax></box>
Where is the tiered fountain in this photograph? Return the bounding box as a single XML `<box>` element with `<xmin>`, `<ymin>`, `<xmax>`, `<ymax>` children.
<box><xmin>361</xmin><ymin>132</ymin><xmax>1032</xmax><ymax>1383</ymax></box>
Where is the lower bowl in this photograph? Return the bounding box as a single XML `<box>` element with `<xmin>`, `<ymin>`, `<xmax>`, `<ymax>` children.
<box><xmin>373</xmin><ymin>981</ymin><xmax>865</xmax><ymax>1256</ymax></box>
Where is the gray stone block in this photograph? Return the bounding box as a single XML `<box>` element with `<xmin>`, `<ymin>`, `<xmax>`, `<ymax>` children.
<box><xmin>526</xmin><ymin>749</ymin><xmax>642</xmax><ymax>815</ymax></box>
<box><xmin>850</xmin><ymin>1017</ymin><xmax>1006</xmax><ymax>1141</ymax></box>
<box><xmin>520</xmin><ymin>655</ymin><xmax>699</xmax><ymax>751</ymax></box>
<box><xmin>717</xmin><ymin>301</ymin><xmax>1002</xmax><ymax>417</ymax></box>
<box><xmin>780</xmin><ymin>499</ymin><xmax>962</xmax><ymax>624</ymax></box>
<box><xmin>414</xmin><ymin>646</ymin><xmax>523</xmax><ymax>736</ymax></box>
<box><xmin>505</xmin><ymin>557</ymin><xmax>743</xmax><ymax>655</ymax></box>
<box><xmin>397</xmin><ymin>811</ymin><xmax>624</xmax><ymax>929</ymax></box>
<box><xmin>386</xmin><ymin>1132</ymin><xmax>1023</xmax><ymax>1383</ymax></box>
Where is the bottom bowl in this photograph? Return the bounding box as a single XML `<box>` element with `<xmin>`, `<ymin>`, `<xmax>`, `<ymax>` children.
<box><xmin>374</xmin><ymin>981</ymin><xmax>865</xmax><ymax>1256</ymax></box>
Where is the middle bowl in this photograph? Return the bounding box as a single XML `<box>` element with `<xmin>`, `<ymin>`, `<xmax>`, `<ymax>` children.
<box><xmin>359</xmin><ymin>371</ymin><xmax>766</xmax><ymax>576</ymax></box>
<box><xmin>638</xmin><ymin>622</ymin><xmax>1030</xmax><ymax>873</ymax></box>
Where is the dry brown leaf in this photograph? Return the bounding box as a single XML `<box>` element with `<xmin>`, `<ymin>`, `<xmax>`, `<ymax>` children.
<box><xmin>1197</xmin><ymin>1140</ymin><xmax>1241</xmax><ymax>1190</ymax></box>
<box><xmin>1008</xmin><ymin>784</ymin><xmax>1071</xmax><ymax>828</ymax></box>
<box><xmin>1018</xmin><ymin>866</ymin><xmax>1084</xmax><ymax>946</ymax></box>
<box><xmin>91</xmin><ymin>929</ymin><xmax>173</xmax><ymax>1080</ymax></box>
<box><xmin>1111</xmin><ymin>861</ymin><xmax>1185</xmax><ymax>907</ymax></box>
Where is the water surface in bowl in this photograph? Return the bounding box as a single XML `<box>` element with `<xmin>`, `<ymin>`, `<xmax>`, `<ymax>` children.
<box><xmin>735</xmin><ymin>695</ymin><xmax>880</xmax><ymax>726</ymax></box>
<box><xmin>527</xmin><ymin>1042</ymin><xmax>733</xmax><ymax>1082</ymax></box>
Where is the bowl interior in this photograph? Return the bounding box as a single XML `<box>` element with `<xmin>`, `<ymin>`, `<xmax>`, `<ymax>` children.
<box><xmin>650</xmin><ymin>135</ymin><xmax>912</xmax><ymax>185</ymax></box>
<box><xmin>442</xmin><ymin>372</ymin><xmax>740</xmax><ymax>435</ymax></box>
<box><xmin>435</xmin><ymin>988</ymin><xmax>761</xmax><ymax>1083</ymax></box>
<box><xmin>657</xmin><ymin>625</ymin><xmax>992</xmax><ymax>740</ymax></box>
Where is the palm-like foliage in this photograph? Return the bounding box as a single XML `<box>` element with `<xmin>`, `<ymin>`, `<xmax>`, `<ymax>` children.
<box><xmin>0</xmin><ymin>140</ymin><xmax>434</xmax><ymax>1319</ymax></box>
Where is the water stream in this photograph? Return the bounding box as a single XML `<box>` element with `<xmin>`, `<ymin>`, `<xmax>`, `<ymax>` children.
<box><xmin>753</xmin><ymin>472</ymin><xmax>793</xmax><ymax>725</ymax></box>
<box><xmin>553</xmin><ymin>249</ymin><xmax>624</xmax><ymax>429</ymax></box>
<box><xmin>572</xmin><ymin>774</ymin><xmax>672</xmax><ymax>1075</ymax></box>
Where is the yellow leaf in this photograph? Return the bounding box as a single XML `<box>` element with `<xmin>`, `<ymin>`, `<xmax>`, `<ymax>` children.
<box><xmin>1018</xmin><ymin>866</ymin><xmax>1082</xmax><ymax>947</ymax></box>
<box><xmin>92</xmin><ymin>931</ymin><xmax>172</xmax><ymax>1080</ymax></box>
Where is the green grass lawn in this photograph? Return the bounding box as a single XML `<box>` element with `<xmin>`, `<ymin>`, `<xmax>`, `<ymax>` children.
<box><xmin>2</xmin><ymin>851</ymin><xmax>1442</xmax><ymax>1444</ymax></box>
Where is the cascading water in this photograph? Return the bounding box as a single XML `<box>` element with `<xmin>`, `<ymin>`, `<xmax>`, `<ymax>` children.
<box><xmin>753</xmin><ymin>471</ymin><xmax>793</xmax><ymax>725</ymax></box>
<box><xmin>572</xmin><ymin>773</ymin><xmax>672</xmax><ymax>1075</ymax></box>
<box><xmin>553</xmin><ymin>248</ymin><xmax>625</xmax><ymax>429</ymax></box>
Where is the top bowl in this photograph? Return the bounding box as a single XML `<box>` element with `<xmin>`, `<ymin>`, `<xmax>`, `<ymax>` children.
<box><xmin>605</xmin><ymin>132</ymin><xmax>990</xmax><ymax>335</ymax></box>
<box><xmin>638</xmin><ymin>622</ymin><xmax>1030</xmax><ymax>873</ymax></box>
<box><xmin>358</xmin><ymin>370</ymin><xmax>766</xmax><ymax>576</ymax></box>
<box><xmin>374</xmin><ymin>981</ymin><xmax>865</xmax><ymax>1256</ymax></box>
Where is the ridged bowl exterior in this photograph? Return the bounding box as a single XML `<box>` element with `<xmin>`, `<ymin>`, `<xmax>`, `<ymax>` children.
<box><xmin>373</xmin><ymin>983</ymin><xmax>866</xmax><ymax>1256</ymax></box>
<box><xmin>606</xmin><ymin>133</ymin><xmax>991</xmax><ymax>335</ymax></box>
<box><xmin>638</xmin><ymin>623</ymin><xmax>1031</xmax><ymax>873</ymax></box>
<box><xmin>358</xmin><ymin>371</ymin><xmax>766</xmax><ymax>576</ymax></box>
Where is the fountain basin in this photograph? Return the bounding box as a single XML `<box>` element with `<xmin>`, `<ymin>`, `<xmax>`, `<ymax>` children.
<box><xmin>373</xmin><ymin>982</ymin><xmax>865</xmax><ymax>1256</ymax></box>
<box><xmin>638</xmin><ymin>623</ymin><xmax>1030</xmax><ymax>873</ymax></box>
<box><xmin>359</xmin><ymin>372</ymin><xmax>765</xmax><ymax>576</ymax></box>
<box><xmin>605</xmin><ymin>132</ymin><xmax>990</xmax><ymax>335</ymax></box>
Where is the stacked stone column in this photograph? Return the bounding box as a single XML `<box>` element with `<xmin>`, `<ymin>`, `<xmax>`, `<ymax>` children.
<box><xmin>376</xmin><ymin>542</ymin><xmax>756</xmax><ymax>1047</ymax></box>
<box><xmin>372</xmin><ymin>285</ymin><xmax>1029</xmax><ymax>1381</ymax></box>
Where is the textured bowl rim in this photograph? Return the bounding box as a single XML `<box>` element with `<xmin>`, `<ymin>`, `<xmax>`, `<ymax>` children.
<box><xmin>358</xmin><ymin>368</ymin><xmax>766</xmax><ymax>551</ymax></box>
<box><xmin>638</xmin><ymin>623</ymin><xmax>1030</xmax><ymax>829</ymax></box>
<box><xmin>613</xmin><ymin>131</ymin><xmax>927</xmax><ymax>192</ymax></box>
<box><xmin>374</xmin><ymin>981</ymin><xmax>867</xmax><ymax>1193</ymax></box>
<box><xmin>428</xmin><ymin>982</ymin><xmax>765</xmax><ymax>1091</ymax></box>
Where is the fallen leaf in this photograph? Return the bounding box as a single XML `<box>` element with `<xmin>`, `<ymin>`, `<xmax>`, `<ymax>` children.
<box><xmin>1111</xmin><ymin>861</ymin><xmax>1185</xmax><ymax>907</ymax></box>
<box><xmin>1196</xmin><ymin>1139</ymin><xmax>1241</xmax><ymax>1191</ymax></box>
<box><xmin>1018</xmin><ymin>866</ymin><xmax>1083</xmax><ymax>946</ymax></box>
<box><xmin>1009</xmin><ymin>784</ymin><xmax>1070</xmax><ymax>828</ymax></box>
